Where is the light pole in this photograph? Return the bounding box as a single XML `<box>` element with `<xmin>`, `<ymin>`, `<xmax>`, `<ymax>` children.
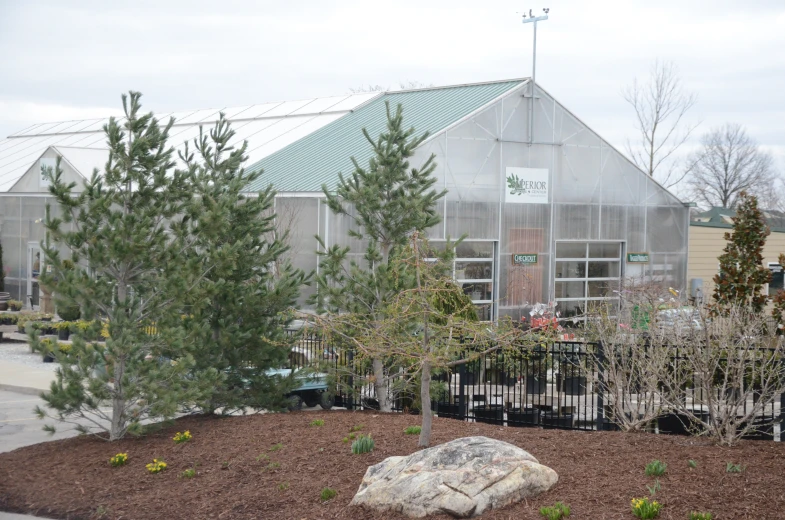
<box><xmin>522</xmin><ymin>8</ymin><xmax>549</xmax><ymax>144</ymax></box>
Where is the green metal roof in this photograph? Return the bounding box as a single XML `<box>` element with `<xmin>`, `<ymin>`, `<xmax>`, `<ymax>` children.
<box><xmin>244</xmin><ymin>79</ymin><xmax>525</xmax><ymax>193</ymax></box>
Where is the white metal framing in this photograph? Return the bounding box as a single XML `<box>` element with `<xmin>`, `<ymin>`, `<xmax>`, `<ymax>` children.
<box><xmin>553</xmin><ymin>240</ymin><xmax>624</xmax><ymax>315</ymax></box>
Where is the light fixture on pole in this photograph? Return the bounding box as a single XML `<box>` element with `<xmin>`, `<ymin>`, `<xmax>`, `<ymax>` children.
<box><xmin>521</xmin><ymin>7</ymin><xmax>549</xmax><ymax>144</ymax></box>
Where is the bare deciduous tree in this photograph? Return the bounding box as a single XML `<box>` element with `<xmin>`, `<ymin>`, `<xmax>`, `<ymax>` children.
<box><xmin>348</xmin><ymin>81</ymin><xmax>434</xmax><ymax>94</ymax></box>
<box><xmin>348</xmin><ymin>84</ymin><xmax>387</xmax><ymax>94</ymax></box>
<box><xmin>658</xmin><ymin>305</ymin><xmax>785</xmax><ymax>446</ymax></box>
<box><xmin>687</xmin><ymin>123</ymin><xmax>776</xmax><ymax>209</ymax></box>
<box><xmin>587</xmin><ymin>280</ymin><xmax>678</xmax><ymax>432</ymax></box>
<box><xmin>623</xmin><ymin>60</ymin><xmax>698</xmax><ymax>188</ymax></box>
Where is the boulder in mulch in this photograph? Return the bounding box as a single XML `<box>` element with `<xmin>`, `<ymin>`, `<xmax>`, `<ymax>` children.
<box><xmin>350</xmin><ymin>435</ymin><xmax>558</xmax><ymax>518</ymax></box>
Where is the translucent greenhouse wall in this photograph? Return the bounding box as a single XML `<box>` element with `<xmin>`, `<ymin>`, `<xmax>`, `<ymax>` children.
<box><xmin>0</xmin><ymin>196</ymin><xmax>60</xmax><ymax>304</ymax></box>
<box><xmin>403</xmin><ymin>82</ymin><xmax>689</xmax><ymax>321</ymax></box>
<box><xmin>0</xmin><ymin>83</ymin><xmax>688</xmax><ymax>316</ymax></box>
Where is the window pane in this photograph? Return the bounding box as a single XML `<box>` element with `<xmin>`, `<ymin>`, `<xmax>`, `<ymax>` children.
<box><xmin>456</xmin><ymin>261</ymin><xmax>493</xmax><ymax>280</ymax></box>
<box><xmin>455</xmin><ymin>241</ymin><xmax>493</xmax><ymax>258</ymax></box>
<box><xmin>557</xmin><ymin>299</ymin><xmax>584</xmax><ymax>318</ymax></box>
<box><xmin>556</xmin><ymin>242</ymin><xmax>586</xmax><ymax>259</ymax></box>
<box><xmin>769</xmin><ymin>265</ymin><xmax>784</xmax><ymax>296</ymax></box>
<box><xmin>461</xmin><ymin>282</ymin><xmax>493</xmax><ymax>301</ymax></box>
<box><xmin>587</xmin><ymin>298</ymin><xmax>619</xmax><ymax>314</ymax></box>
<box><xmin>555</xmin><ymin>261</ymin><xmax>586</xmax><ymax>279</ymax></box>
<box><xmin>588</xmin><ymin>280</ymin><xmax>617</xmax><ymax>297</ymax></box>
<box><xmin>587</xmin><ymin>261</ymin><xmax>620</xmax><ymax>278</ymax></box>
<box><xmin>474</xmin><ymin>303</ymin><xmax>493</xmax><ymax>321</ymax></box>
<box><xmin>589</xmin><ymin>242</ymin><xmax>621</xmax><ymax>258</ymax></box>
<box><xmin>555</xmin><ymin>281</ymin><xmax>585</xmax><ymax>299</ymax></box>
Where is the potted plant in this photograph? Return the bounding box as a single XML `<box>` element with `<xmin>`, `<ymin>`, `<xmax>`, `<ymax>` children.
<box><xmin>56</xmin><ymin>300</ymin><xmax>81</xmax><ymax>322</ymax></box>
<box><xmin>8</xmin><ymin>300</ymin><xmax>22</xmax><ymax>312</ymax></box>
<box><xmin>542</xmin><ymin>410</ymin><xmax>574</xmax><ymax>429</ymax></box>
<box><xmin>507</xmin><ymin>406</ymin><xmax>542</xmax><ymax>427</ymax></box>
<box><xmin>472</xmin><ymin>403</ymin><xmax>504</xmax><ymax>425</ymax></box>
<box><xmin>656</xmin><ymin>408</ymin><xmax>709</xmax><ymax>436</ymax></box>
<box><xmin>554</xmin><ymin>345</ymin><xmax>587</xmax><ymax>396</ymax></box>
<box><xmin>40</xmin><ymin>337</ymin><xmax>57</xmax><ymax>363</ymax></box>
<box><xmin>55</xmin><ymin>321</ymin><xmax>72</xmax><ymax>341</ymax></box>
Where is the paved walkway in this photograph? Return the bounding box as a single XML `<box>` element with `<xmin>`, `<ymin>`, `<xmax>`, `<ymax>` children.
<box><xmin>0</xmin><ymin>338</ymin><xmax>64</xmax><ymax>519</ymax></box>
<box><xmin>0</xmin><ymin>388</ymin><xmax>73</xmax><ymax>519</ymax></box>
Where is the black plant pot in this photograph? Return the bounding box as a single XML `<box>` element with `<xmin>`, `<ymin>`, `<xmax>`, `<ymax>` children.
<box><xmin>507</xmin><ymin>407</ymin><xmax>542</xmax><ymax>427</ymax></box>
<box><xmin>362</xmin><ymin>398</ymin><xmax>380</xmax><ymax>410</ymax></box>
<box><xmin>434</xmin><ymin>401</ymin><xmax>462</xmax><ymax>419</ymax></box>
<box><xmin>42</xmin><ymin>353</ymin><xmax>55</xmax><ymax>363</ymax></box>
<box><xmin>473</xmin><ymin>404</ymin><xmax>504</xmax><ymax>425</ymax></box>
<box><xmin>657</xmin><ymin>409</ymin><xmax>709</xmax><ymax>436</ymax></box>
<box><xmin>600</xmin><ymin>418</ymin><xmax>621</xmax><ymax>431</ymax></box>
<box><xmin>525</xmin><ymin>376</ymin><xmax>545</xmax><ymax>394</ymax></box>
<box><xmin>58</xmin><ymin>329</ymin><xmax>70</xmax><ymax>341</ymax></box>
<box><xmin>563</xmin><ymin>376</ymin><xmax>587</xmax><ymax>395</ymax></box>
<box><xmin>739</xmin><ymin>417</ymin><xmax>774</xmax><ymax>441</ymax></box>
<box><xmin>542</xmin><ymin>412</ymin><xmax>574</xmax><ymax>429</ymax></box>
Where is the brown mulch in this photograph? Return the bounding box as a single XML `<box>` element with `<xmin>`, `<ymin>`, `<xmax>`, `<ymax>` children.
<box><xmin>1</xmin><ymin>412</ymin><xmax>784</xmax><ymax>519</ymax></box>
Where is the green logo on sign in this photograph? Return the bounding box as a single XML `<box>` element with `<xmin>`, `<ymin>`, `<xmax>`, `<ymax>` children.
<box><xmin>627</xmin><ymin>253</ymin><xmax>650</xmax><ymax>263</ymax></box>
<box><xmin>507</xmin><ymin>173</ymin><xmax>547</xmax><ymax>196</ymax></box>
<box><xmin>513</xmin><ymin>253</ymin><xmax>538</xmax><ymax>265</ymax></box>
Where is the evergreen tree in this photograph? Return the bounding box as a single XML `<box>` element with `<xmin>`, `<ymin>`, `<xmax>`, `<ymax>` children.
<box><xmin>180</xmin><ymin>115</ymin><xmax>307</xmax><ymax>413</ymax></box>
<box><xmin>35</xmin><ymin>92</ymin><xmax>218</xmax><ymax>440</ymax></box>
<box><xmin>312</xmin><ymin>101</ymin><xmax>446</xmax><ymax>412</ymax></box>
<box><xmin>712</xmin><ymin>191</ymin><xmax>771</xmax><ymax>312</ymax></box>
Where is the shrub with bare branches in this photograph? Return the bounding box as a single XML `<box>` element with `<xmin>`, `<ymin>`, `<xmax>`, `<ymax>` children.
<box><xmin>658</xmin><ymin>305</ymin><xmax>785</xmax><ymax>446</ymax></box>
<box><xmin>587</xmin><ymin>280</ymin><xmax>681</xmax><ymax>432</ymax></box>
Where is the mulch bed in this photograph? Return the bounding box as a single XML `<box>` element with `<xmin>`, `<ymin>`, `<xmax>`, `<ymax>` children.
<box><xmin>1</xmin><ymin>411</ymin><xmax>784</xmax><ymax>519</ymax></box>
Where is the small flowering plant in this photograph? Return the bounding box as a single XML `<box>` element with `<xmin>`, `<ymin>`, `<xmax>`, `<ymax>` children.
<box><xmin>109</xmin><ymin>453</ymin><xmax>128</xmax><ymax>467</ymax></box>
<box><xmin>146</xmin><ymin>458</ymin><xmax>167</xmax><ymax>474</ymax></box>
<box><xmin>173</xmin><ymin>430</ymin><xmax>192</xmax><ymax>444</ymax></box>
<box><xmin>631</xmin><ymin>497</ymin><xmax>661</xmax><ymax>519</ymax></box>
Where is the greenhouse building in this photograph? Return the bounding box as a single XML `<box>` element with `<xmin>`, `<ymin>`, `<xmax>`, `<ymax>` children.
<box><xmin>0</xmin><ymin>78</ymin><xmax>690</xmax><ymax>320</ymax></box>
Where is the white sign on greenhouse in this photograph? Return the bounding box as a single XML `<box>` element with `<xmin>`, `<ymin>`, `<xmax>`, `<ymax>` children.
<box><xmin>505</xmin><ymin>167</ymin><xmax>549</xmax><ymax>204</ymax></box>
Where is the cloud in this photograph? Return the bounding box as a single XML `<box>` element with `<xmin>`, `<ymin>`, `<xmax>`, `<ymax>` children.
<box><xmin>0</xmin><ymin>0</ymin><xmax>782</xmax><ymax>187</ymax></box>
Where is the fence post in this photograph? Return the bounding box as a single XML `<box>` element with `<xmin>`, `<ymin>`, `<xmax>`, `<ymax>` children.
<box><xmin>458</xmin><ymin>357</ymin><xmax>466</xmax><ymax>422</ymax></box>
<box><xmin>780</xmin><ymin>380</ymin><xmax>785</xmax><ymax>443</ymax></box>
<box><xmin>347</xmin><ymin>346</ymin><xmax>355</xmax><ymax>411</ymax></box>
<box><xmin>595</xmin><ymin>341</ymin><xmax>605</xmax><ymax>431</ymax></box>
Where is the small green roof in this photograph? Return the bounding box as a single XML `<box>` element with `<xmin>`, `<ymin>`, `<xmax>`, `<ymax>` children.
<box><xmin>244</xmin><ymin>79</ymin><xmax>525</xmax><ymax>193</ymax></box>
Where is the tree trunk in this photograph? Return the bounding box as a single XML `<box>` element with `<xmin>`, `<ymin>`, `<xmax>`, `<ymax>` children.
<box><xmin>418</xmin><ymin>358</ymin><xmax>432</xmax><ymax>447</ymax></box>
<box><xmin>372</xmin><ymin>357</ymin><xmax>391</xmax><ymax>412</ymax></box>
<box><xmin>110</xmin><ymin>351</ymin><xmax>125</xmax><ymax>440</ymax></box>
<box><xmin>110</xmin><ymin>281</ymin><xmax>128</xmax><ymax>441</ymax></box>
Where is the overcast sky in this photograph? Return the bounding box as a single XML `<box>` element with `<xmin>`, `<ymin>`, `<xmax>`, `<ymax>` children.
<box><xmin>1</xmin><ymin>0</ymin><xmax>783</xmax><ymax>193</ymax></box>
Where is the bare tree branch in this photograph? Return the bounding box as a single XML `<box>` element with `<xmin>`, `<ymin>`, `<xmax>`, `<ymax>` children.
<box><xmin>687</xmin><ymin>123</ymin><xmax>777</xmax><ymax>209</ymax></box>
<box><xmin>622</xmin><ymin>60</ymin><xmax>699</xmax><ymax>188</ymax></box>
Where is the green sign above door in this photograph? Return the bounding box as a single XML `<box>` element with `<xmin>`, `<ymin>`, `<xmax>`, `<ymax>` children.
<box><xmin>627</xmin><ymin>252</ymin><xmax>650</xmax><ymax>263</ymax></box>
<box><xmin>513</xmin><ymin>253</ymin><xmax>538</xmax><ymax>265</ymax></box>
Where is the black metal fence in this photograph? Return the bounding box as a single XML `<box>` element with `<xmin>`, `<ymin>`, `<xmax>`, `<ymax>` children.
<box><xmin>285</xmin><ymin>331</ymin><xmax>785</xmax><ymax>441</ymax></box>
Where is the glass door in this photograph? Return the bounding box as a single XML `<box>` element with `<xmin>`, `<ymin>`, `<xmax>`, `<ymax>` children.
<box><xmin>426</xmin><ymin>240</ymin><xmax>497</xmax><ymax>321</ymax></box>
<box><xmin>554</xmin><ymin>241</ymin><xmax>622</xmax><ymax>319</ymax></box>
<box><xmin>26</xmin><ymin>242</ymin><xmax>41</xmax><ymax>310</ymax></box>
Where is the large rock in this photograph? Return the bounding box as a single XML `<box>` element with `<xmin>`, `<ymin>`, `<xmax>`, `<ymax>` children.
<box><xmin>350</xmin><ymin>436</ymin><xmax>558</xmax><ymax>518</ymax></box>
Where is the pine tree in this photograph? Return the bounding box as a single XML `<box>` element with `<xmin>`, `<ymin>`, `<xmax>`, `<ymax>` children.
<box><xmin>180</xmin><ymin>114</ymin><xmax>307</xmax><ymax>413</ymax></box>
<box><xmin>35</xmin><ymin>92</ymin><xmax>219</xmax><ymax>440</ymax></box>
<box><xmin>712</xmin><ymin>191</ymin><xmax>771</xmax><ymax>312</ymax></box>
<box><xmin>312</xmin><ymin>101</ymin><xmax>446</xmax><ymax>412</ymax></box>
